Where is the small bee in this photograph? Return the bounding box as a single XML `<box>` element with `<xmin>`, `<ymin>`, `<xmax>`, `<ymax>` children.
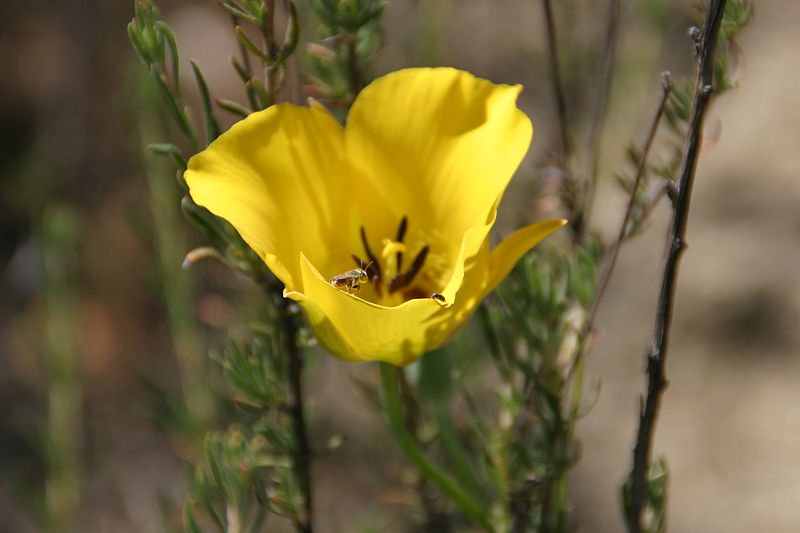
<box><xmin>330</xmin><ymin>268</ymin><xmax>369</xmax><ymax>294</ymax></box>
<box><xmin>430</xmin><ymin>292</ymin><xmax>447</xmax><ymax>306</ymax></box>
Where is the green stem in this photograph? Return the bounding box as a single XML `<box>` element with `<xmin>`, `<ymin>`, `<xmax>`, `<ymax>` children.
<box><xmin>378</xmin><ymin>363</ymin><xmax>492</xmax><ymax>532</ymax></box>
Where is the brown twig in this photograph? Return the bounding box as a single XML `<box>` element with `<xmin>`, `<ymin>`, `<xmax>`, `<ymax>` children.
<box><xmin>626</xmin><ymin>2</ymin><xmax>728</xmax><ymax>531</ymax></box>
<box><xmin>572</xmin><ymin>72</ymin><xmax>673</xmax><ymax>363</ymax></box>
<box><xmin>583</xmin><ymin>0</ymin><xmax>622</xmax><ymax>232</ymax></box>
<box><xmin>510</xmin><ymin>476</ymin><xmax>540</xmax><ymax>533</ymax></box>
<box><xmin>541</xmin><ymin>0</ymin><xmax>572</xmax><ymax>166</ymax></box>
<box><xmin>279</xmin><ymin>301</ymin><xmax>314</xmax><ymax>533</ymax></box>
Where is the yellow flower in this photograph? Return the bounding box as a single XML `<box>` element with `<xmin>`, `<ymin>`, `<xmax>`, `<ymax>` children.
<box><xmin>185</xmin><ymin>68</ymin><xmax>565</xmax><ymax>365</ymax></box>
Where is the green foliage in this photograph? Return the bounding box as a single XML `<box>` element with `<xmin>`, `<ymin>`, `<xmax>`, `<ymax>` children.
<box><xmin>715</xmin><ymin>0</ymin><xmax>752</xmax><ymax>91</ymax></box>
<box><xmin>129</xmin><ymin>0</ymin><xmax>301</xmax><ymax>285</ymax></box>
<box><xmin>313</xmin><ymin>0</ymin><xmax>385</xmax><ymax>34</ymax></box>
<box><xmin>129</xmin><ymin>1</ymin><xmax>200</xmax><ymax>151</ymax></box>
<box><xmin>188</xmin><ymin>427</ymin><xmax>272</xmax><ymax>533</ymax></box>
<box><xmin>486</xmin><ymin>248</ymin><xmax>596</xmax><ymax>531</ymax></box>
<box><xmin>306</xmin><ymin>0</ymin><xmax>385</xmax><ymax>105</ymax></box>
<box><xmin>187</xmin><ymin>325</ymin><xmax>308</xmax><ymax>532</ymax></box>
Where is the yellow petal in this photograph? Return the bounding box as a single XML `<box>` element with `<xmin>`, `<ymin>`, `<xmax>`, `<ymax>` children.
<box><xmin>184</xmin><ymin>103</ymin><xmax>352</xmax><ymax>291</ymax></box>
<box><xmin>484</xmin><ymin>219</ymin><xmax>567</xmax><ymax>297</ymax></box>
<box><xmin>346</xmin><ymin>67</ymin><xmax>533</xmax><ymax>266</ymax></box>
<box><xmin>284</xmin><ymin>222</ymin><xmax>493</xmax><ymax>365</ymax></box>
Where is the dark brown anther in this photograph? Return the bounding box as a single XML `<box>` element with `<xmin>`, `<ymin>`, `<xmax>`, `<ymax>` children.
<box><xmin>395</xmin><ymin>216</ymin><xmax>408</xmax><ymax>271</ymax></box>
<box><xmin>351</xmin><ymin>254</ymin><xmax>365</xmax><ymax>269</ymax></box>
<box><xmin>389</xmin><ymin>245</ymin><xmax>429</xmax><ymax>293</ymax></box>
<box><xmin>352</xmin><ymin>253</ymin><xmax>382</xmax><ymax>296</ymax></box>
<box><xmin>360</xmin><ymin>226</ymin><xmax>381</xmax><ymax>284</ymax></box>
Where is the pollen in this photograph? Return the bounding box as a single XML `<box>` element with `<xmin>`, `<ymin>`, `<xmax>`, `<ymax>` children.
<box><xmin>380</xmin><ymin>239</ymin><xmax>406</xmax><ymax>260</ymax></box>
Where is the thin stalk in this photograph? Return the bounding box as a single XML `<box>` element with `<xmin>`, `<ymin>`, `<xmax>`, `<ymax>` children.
<box><xmin>626</xmin><ymin>1</ymin><xmax>728</xmax><ymax>531</ymax></box>
<box><xmin>378</xmin><ymin>363</ymin><xmax>493</xmax><ymax>532</ymax></box>
<box><xmin>478</xmin><ymin>303</ymin><xmax>512</xmax><ymax>384</ymax></box>
<box><xmin>280</xmin><ymin>303</ymin><xmax>313</xmax><ymax>533</ymax></box>
<box><xmin>510</xmin><ymin>476</ymin><xmax>539</xmax><ymax>533</ymax></box>
<box><xmin>42</xmin><ymin>208</ymin><xmax>82</xmax><ymax>533</ymax></box>
<box><xmin>583</xmin><ymin>0</ymin><xmax>622</xmax><ymax>229</ymax></box>
<box><xmin>261</xmin><ymin>0</ymin><xmax>279</xmax><ymax>104</ymax></box>
<box><xmin>570</xmin><ymin>73</ymin><xmax>673</xmax><ymax>380</ymax></box>
<box><xmin>231</xmin><ymin>14</ymin><xmax>254</xmax><ymax>78</ymax></box>
<box><xmin>541</xmin><ymin>0</ymin><xmax>572</xmax><ymax>165</ymax></box>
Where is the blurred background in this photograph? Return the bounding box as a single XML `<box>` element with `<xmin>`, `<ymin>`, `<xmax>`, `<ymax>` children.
<box><xmin>1</xmin><ymin>0</ymin><xmax>798</xmax><ymax>532</ymax></box>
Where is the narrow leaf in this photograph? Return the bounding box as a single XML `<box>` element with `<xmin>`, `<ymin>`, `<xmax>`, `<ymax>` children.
<box><xmin>246</xmin><ymin>77</ymin><xmax>271</xmax><ymax>109</ymax></box>
<box><xmin>216</xmin><ymin>97</ymin><xmax>251</xmax><ymax>118</ymax></box>
<box><xmin>235</xmin><ymin>26</ymin><xmax>269</xmax><ymax>62</ymax></box>
<box><xmin>190</xmin><ymin>59</ymin><xmax>222</xmax><ymax>145</ymax></box>
<box><xmin>273</xmin><ymin>0</ymin><xmax>300</xmax><ymax>67</ymax></box>
<box><xmin>127</xmin><ymin>22</ymin><xmax>152</xmax><ymax>64</ymax></box>
<box><xmin>231</xmin><ymin>56</ymin><xmax>251</xmax><ymax>82</ymax></box>
<box><xmin>183</xmin><ymin>501</ymin><xmax>203</xmax><ymax>533</ymax></box>
<box><xmin>148</xmin><ymin>143</ymin><xmax>188</xmax><ymax>170</ymax></box>
<box><xmin>149</xmin><ymin>65</ymin><xmax>199</xmax><ymax>151</ymax></box>
<box><xmin>219</xmin><ymin>1</ymin><xmax>260</xmax><ymax>24</ymax></box>
<box><xmin>156</xmin><ymin>21</ymin><xmax>181</xmax><ymax>96</ymax></box>
<box><xmin>181</xmin><ymin>196</ymin><xmax>230</xmax><ymax>250</ymax></box>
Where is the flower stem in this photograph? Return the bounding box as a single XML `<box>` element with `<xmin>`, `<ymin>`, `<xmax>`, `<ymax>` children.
<box><xmin>378</xmin><ymin>362</ymin><xmax>493</xmax><ymax>532</ymax></box>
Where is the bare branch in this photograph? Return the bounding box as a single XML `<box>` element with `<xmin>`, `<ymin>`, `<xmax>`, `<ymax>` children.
<box><xmin>583</xmin><ymin>0</ymin><xmax>622</xmax><ymax>229</ymax></box>
<box><xmin>541</xmin><ymin>0</ymin><xmax>572</xmax><ymax>165</ymax></box>
<box><xmin>626</xmin><ymin>2</ymin><xmax>729</xmax><ymax>531</ymax></box>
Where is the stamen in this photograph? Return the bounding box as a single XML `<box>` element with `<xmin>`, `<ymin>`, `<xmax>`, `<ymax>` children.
<box><xmin>360</xmin><ymin>226</ymin><xmax>381</xmax><ymax>285</ymax></box>
<box><xmin>352</xmin><ymin>253</ymin><xmax>381</xmax><ymax>297</ymax></box>
<box><xmin>389</xmin><ymin>245</ymin><xmax>429</xmax><ymax>293</ymax></box>
<box><xmin>395</xmin><ymin>216</ymin><xmax>408</xmax><ymax>270</ymax></box>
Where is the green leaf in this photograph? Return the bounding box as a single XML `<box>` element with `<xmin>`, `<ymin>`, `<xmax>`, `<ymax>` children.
<box><xmin>149</xmin><ymin>65</ymin><xmax>199</xmax><ymax>151</ymax></box>
<box><xmin>246</xmin><ymin>77</ymin><xmax>271</xmax><ymax>110</ymax></box>
<box><xmin>216</xmin><ymin>98</ymin><xmax>251</xmax><ymax>118</ymax></box>
<box><xmin>181</xmin><ymin>196</ymin><xmax>230</xmax><ymax>251</ymax></box>
<box><xmin>183</xmin><ymin>500</ymin><xmax>203</xmax><ymax>533</ymax></box>
<box><xmin>231</xmin><ymin>55</ymin><xmax>252</xmax><ymax>82</ymax></box>
<box><xmin>156</xmin><ymin>21</ymin><xmax>181</xmax><ymax>96</ymax></box>
<box><xmin>219</xmin><ymin>0</ymin><xmax>261</xmax><ymax>25</ymax></box>
<box><xmin>273</xmin><ymin>0</ymin><xmax>300</xmax><ymax>67</ymax></box>
<box><xmin>127</xmin><ymin>22</ymin><xmax>152</xmax><ymax>64</ymax></box>
<box><xmin>191</xmin><ymin>60</ymin><xmax>222</xmax><ymax>145</ymax></box>
<box><xmin>148</xmin><ymin>143</ymin><xmax>188</xmax><ymax>170</ymax></box>
<box><xmin>235</xmin><ymin>26</ymin><xmax>269</xmax><ymax>62</ymax></box>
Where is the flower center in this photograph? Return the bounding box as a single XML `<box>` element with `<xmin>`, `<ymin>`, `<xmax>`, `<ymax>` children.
<box><xmin>351</xmin><ymin>216</ymin><xmax>433</xmax><ymax>305</ymax></box>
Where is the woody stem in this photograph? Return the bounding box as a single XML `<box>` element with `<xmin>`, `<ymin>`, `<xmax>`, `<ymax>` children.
<box><xmin>279</xmin><ymin>299</ymin><xmax>313</xmax><ymax>532</ymax></box>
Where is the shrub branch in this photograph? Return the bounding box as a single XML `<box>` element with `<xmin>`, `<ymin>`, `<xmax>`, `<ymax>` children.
<box><xmin>626</xmin><ymin>2</ymin><xmax>728</xmax><ymax>531</ymax></box>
